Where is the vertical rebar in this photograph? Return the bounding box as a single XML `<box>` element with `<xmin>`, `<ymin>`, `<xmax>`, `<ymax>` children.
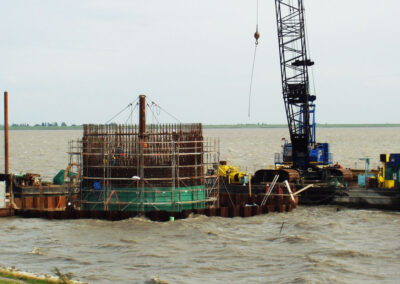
<box><xmin>139</xmin><ymin>95</ymin><xmax>146</xmax><ymax>136</ymax></box>
<box><xmin>171</xmin><ymin>139</ymin><xmax>176</xmax><ymax>211</ymax></box>
<box><xmin>140</xmin><ymin>140</ymin><xmax>144</xmax><ymax>212</ymax></box>
<box><xmin>79</xmin><ymin>121</ymin><xmax>217</xmax><ymax>211</ymax></box>
<box><xmin>138</xmin><ymin>95</ymin><xmax>146</xmax><ymax>212</ymax></box>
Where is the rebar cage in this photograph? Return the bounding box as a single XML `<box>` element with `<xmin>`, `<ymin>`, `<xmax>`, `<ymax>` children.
<box><xmin>68</xmin><ymin>124</ymin><xmax>219</xmax><ymax>212</ymax></box>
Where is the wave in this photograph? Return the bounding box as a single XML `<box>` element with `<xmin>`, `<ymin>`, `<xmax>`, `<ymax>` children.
<box><xmin>136</xmin><ymin>253</ymin><xmax>169</xmax><ymax>259</ymax></box>
<box><xmin>330</xmin><ymin>249</ymin><xmax>372</xmax><ymax>258</ymax></box>
<box><xmin>284</xmin><ymin>235</ymin><xmax>311</xmax><ymax>244</ymax></box>
<box><xmin>205</xmin><ymin>231</ymin><xmax>218</xmax><ymax>237</ymax></box>
<box><xmin>29</xmin><ymin>247</ymin><xmax>44</xmax><ymax>255</ymax></box>
<box><xmin>146</xmin><ymin>277</ymin><xmax>170</xmax><ymax>284</ymax></box>
<box><xmin>3</xmin><ymin>225</ymin><xmax>18</xmax><ymax>232</ymax></box>
<box><xmin>56</xmin><ymin>255</ymin><xmax>92</xmax><ymax>265</ymax></box>
<box><xmin>264</xmin><ymin>236</ymin><xmax>280</xmax><ymax>242</ymax></box>
<box><xmin>120</xmin><ymin>238</ymin><xmax>138</xmax><ymax>244</ymax></box>
<box><xmin>97</xmin><ymin>243</ymin><xmax>125</xmax><ymax>249</ymax></box>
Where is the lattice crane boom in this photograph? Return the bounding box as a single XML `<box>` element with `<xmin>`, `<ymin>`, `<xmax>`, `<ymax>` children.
<box><xmin>275</xmin><ymin>0</ymin><xmax>323</xmax><ymax>169</ymax></box>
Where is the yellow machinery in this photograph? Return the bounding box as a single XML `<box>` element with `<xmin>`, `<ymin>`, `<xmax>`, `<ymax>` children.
<box><xmin>377</xmin><ymin>154</ymin><xmax>399</xmax><ymax>189</ymax></box>
<box><xmin>218</xmin><ymin>163</ymin><xmax>249</xmax><ymax>184</ymax></box>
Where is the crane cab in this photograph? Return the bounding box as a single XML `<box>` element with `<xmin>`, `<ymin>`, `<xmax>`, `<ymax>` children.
<box><xmin>275</xmin><ymin>139</ymin><xmax>332</xmax><ymax>167</ymax></box>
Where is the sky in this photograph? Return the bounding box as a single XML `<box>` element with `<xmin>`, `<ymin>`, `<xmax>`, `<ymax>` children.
<box><xmin>0</xmin><ymin>0</ymin><xmax>399</xmax><ymax>125</ymax></box>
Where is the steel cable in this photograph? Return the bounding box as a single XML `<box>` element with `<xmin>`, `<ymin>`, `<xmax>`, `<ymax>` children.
<box><xmin>247</xmin><ymin>0</ymin><xmax>260</xmax><ymax>118</ymax></box>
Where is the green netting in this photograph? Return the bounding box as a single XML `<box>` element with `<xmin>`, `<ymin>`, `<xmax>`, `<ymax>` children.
<box><xmin>327</xmin><ymin>176</ymin><xmax>348</xmax><ymax>187</ymax></box>
<box><xmin>81</xmin><ymin>185</ymin><xmax>206</xmax><ymax>212</ymax></box>
<box><xmin>53</xmin><ymin>170</ymin><xmax>78</xmax><ymax>185</ymax></box>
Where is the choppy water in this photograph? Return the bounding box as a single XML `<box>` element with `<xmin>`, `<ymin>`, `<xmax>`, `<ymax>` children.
<box><xmin>0</xmin><ymin>128</ymin><xmax>400</xmax><ymax>283</ymax></box>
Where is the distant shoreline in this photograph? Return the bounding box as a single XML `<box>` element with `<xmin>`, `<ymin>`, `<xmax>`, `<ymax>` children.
<box><xmin>203</xmin><ymin>124</ymin><xmax>400</xmax><ymax>129</ymax></box>
<box><xmin>0</xmin><ymin>123</ymin><xmax>399</xmax><ymax>130</ymax></box>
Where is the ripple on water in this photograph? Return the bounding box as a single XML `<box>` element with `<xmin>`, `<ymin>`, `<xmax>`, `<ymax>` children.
<box><xmin>3</xmin><ymin>225</ymin><xmax>18</xmax><ymax>232</ymax></box>
<box><xmin>206</xmin><ymin>231</ymin><xmax>219</xmax><ymax>237</ymax></box>
<box><xmin>329</xmin><ymin>249</ymin><xmax>373</xmax><ymax>258</ymax></box>
<box><xmin>120</xmin><ymin>238</ymin><xmax>138</xmax><ymax>244</ymax></box>
<box><xmin>136</xmin><ymin>253</ymin><xmax>170</xmax><ymax>259</ymax></box>
<box><xmin>264</xmin><ymin>236</ymin><xmax>281</xmax><ymax>242</ymax></box>
<box><xmin>53</xmin><ymin>255</ymin><xmax>92</xmax><ymax>266</ymax></box>
<box><xmin>284</xmin><ymin>234</ymin><xmax>312</xmax><ymax>244</ymax></box>
<box><xmin>146</xmin><ymin>277</ymin><xmax>170</xmax><ymax>284</ymax></box>
<box><xmin>97</xmin><ymin>243</ymin><xmax>126</xmax><ymax>249</ymax></box>
<box><xmin>29</xmin><ymin>247</ymin><xmax>45</xmax><ymax>256</ymax></box>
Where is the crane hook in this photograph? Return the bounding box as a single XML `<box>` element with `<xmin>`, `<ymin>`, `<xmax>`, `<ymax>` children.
<box><xmin>254</xmin><ymin>25</ymin><xmax>260</xmax><ymax>45</ymax></box>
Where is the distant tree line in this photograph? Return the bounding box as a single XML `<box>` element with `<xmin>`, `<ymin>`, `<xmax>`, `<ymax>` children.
<box><xmin>9</xmin><ymin>122</ymin><xmax>78</xmax><ymax>127</ymax></box>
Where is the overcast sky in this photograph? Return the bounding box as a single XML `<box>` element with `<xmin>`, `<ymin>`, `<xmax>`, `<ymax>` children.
<box><xmin>0</xmin><ymin>0</ymin><xmax>399</xmax><ymax>125</ymax></box>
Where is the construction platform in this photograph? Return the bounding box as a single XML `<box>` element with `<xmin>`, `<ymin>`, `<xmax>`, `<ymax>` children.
<box><xmin>0</xmin><ymin>95</ymin><xmax>298</xmax><ymax>221</ymax></box>
<box><xmin>2</xmin><ymin>172</ymin><xmax>298</xmax><ymax>221</ymax></box>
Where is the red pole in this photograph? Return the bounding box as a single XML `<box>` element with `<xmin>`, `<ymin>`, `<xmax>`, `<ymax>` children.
<box><xmin>4</xmin><ymin>91</ymin><xmax>9</xmax><ymax>174</ymax></box>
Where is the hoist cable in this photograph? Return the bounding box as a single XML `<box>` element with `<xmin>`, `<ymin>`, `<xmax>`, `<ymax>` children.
<box><xmin>248</xmin><ymin>44</ymin><xmax>258</xmax><ymax>117</ymax></box>
<box><xmin>248</xmin><ymin>0</ymin><xmax>260</xmax><ymax>118</ymax></box>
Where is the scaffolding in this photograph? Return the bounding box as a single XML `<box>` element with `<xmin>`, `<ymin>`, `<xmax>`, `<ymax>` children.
<box><xmin>68</xmin><ymin>123</ymin><xmax>219</xmax><ymax>212</ymax></box>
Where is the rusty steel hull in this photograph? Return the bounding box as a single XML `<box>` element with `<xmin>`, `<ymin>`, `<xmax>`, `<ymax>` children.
<box><xmin>14</xmin><ymin>191</ymin><xmax>297</xmax><ymax>221</ymax></box>
<box><xmin>0</xmin><ymin>208</ymin><xmax>14</xmax><ymax>217</ymax></box>
<box><xmin>11</xmin><ymin>182</ymin><xmax>73</xmax><ymax>211</ymax></box>
<box><xmin>299</xmin><ymin>186</ymin><xmax>400</xmax><ymax>210</ymax></box>
<box><xmin>6</xmin><ymin>175</ymin><xmax>298</xmax><ymax>221</ymax></box>
<box><xmin>325</xmin><ymin>167</ymin><xmax>353</xmax><ymax>183</ymax></box>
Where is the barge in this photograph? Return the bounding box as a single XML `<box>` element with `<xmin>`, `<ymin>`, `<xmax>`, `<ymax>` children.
<box><xmin>1</xmin><ymin>92</ymin><xmax>398</xmax><ymax>220</ymax></box>
<box><xmin>0</xmin><ymin>171</ymin><xmax>298</xmax><ymax>222</ymax></box>
<box><xmin>0</xmin><ymin>95</ymin><xmax>298</xmax><ymax>221</ymax></box>
<box><xmin>221</xmin><ymin>153</ymin><xmax>400</xmax><ymax>211</ymax></box>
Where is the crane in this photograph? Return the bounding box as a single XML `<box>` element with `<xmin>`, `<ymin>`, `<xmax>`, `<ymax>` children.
<box><xmin>252</xmin><ymin>0</ymin><xmax>351</xmax><ymax>188</ymax></box>
<box><xmin>274</xmin><ymin>0</ymin><xmax>331</xmax><ymax>170</ymax></box>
